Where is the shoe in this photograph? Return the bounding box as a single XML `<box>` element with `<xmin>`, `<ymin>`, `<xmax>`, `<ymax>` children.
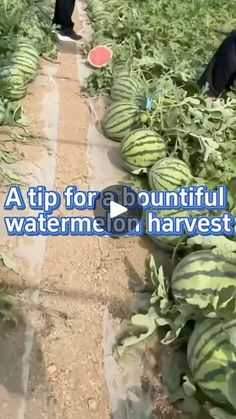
<box><xmin>57</xmin><ymin>29</ymin><xmax>82</xmax><ymax>42</ymax></box>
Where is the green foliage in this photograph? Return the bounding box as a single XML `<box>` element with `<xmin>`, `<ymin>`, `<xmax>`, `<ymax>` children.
<box><xmin>84</xmin><ymin>0</ymin><xmax>236</xmax><ymax>92</ymax></box>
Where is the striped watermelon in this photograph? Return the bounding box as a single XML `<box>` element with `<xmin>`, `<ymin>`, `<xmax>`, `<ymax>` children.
<box><xmin>0</xmin><ymin>66</ymin><xmax>25</xmax><ymax>83</ymax></box>
<box><xmin>132</xmin><ymin>94</ymin><xmax>147</xmax><ymax>110</ymax></box>
<box><xmin>112</xmin><ymin>61</ymin><xmax>130</xmax><ymax>78</ymax></box>
<box><xmin>121</xmin><ymin>128</ymin><xmax>166</xmax><ymax>172</ymax></box>
<box><xmin>9</xmin><ymin>52</ymin><xmax>39</xmax><ymax>80</ymax></box>
<box><xmin>16</xmin><ymin>40</ymin><xmax>39</xmax><ymax>58</ymax></box>
<box><xmin>111</xmin><ymin>76</ymin><xmax>144</xmax><ymax>101</ymax></box>
<box><xmin>187</xmin><ymin>317</ymin><xmax>236</xmax><ymax>407</ymax></box>
<box><xmin>3</xmin><ymin>84</ymin><xmax>27</xmax><ymax>101</ymax></box>
<box><xmin>101</xmin><ymin>100</ymin><xmax>147</xmax><ymax>141</ymax></box>
<box><xmin>148</xmin><ymin>157</ymin><xmax>192</xmax><ymax>190</ymax></box>
<box><xmin>0</xmin><ymin>66</ymin><xmax>27</xmax><ymax>101</ymax></box>
<box><xmin>0</xmin><ymin>100</ymin><xmax>5</xmax><ymax>125</ymax></box>
<box><xmin>171</xmin><ymin>250</ymin><xmax>236</xmax><ymax>317</ymax></box>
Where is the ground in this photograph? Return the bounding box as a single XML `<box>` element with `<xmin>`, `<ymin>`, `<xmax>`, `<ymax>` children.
<box><xmin>0</xmin><ymin>4</ymin><xmax>160</xmax><ymax>419</ymax></box>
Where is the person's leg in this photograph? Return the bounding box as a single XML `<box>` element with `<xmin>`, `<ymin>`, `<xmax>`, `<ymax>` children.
<box><xmin>53</xmin><ymin>0</ymin><xmax>82</xmax><ymax>41</ymax></box>
<box><xmin>199</xmin><ymin>30</ymin><xmax>236</xmax><ymax>97</ymax></box>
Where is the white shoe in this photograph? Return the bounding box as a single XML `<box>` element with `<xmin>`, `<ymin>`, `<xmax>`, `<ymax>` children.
<box><xmin>56</xmin><ymin>30</ymin><xmax>83</xmax><ymax>42</ymax></box>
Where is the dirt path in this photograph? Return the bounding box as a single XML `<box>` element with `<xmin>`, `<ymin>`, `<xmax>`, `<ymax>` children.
<box><xmin>0</xmin><ymin>4</ymin><xmax>156</xmax><ymax>419</ymax></box>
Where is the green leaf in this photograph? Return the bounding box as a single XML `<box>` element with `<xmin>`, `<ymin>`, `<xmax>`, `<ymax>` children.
<box><xmin>186</xmin><ymin>235</ymin><xmax>236</xmax><ymax>255</ymax></box>
<box><xmin>182</xmin><ymin>376</ymin><xmax>196</xmax><ymax>397</ymax></box>
<box><xmin>130</xmin><ymin>167</ymin><xmax>148</xmax><ymax>175</ymax></box>
<box><xmin>114</xmin><ymin>307</ymin><xmax>158</xmax><ymax>358</ymax></box>
<box><xmin>209</xmin><ymin>407</ymin><xmax>236</xmax><ymax>419</ymax></box>
<box><xmin>0</xmin><ymin>252</ymin><xmax>19</xmax><ymax>274</ymax></box>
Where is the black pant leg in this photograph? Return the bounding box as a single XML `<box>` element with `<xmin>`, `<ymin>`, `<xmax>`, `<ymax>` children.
<box><xmin>53</xmin><ymin>0</ymin><xmax>76</xmax><ymax>31</ymax></box>
<box><xmin>199</xmin><ymin>30</ymin><xmax>236</xmax><ymax>96</ymax></box>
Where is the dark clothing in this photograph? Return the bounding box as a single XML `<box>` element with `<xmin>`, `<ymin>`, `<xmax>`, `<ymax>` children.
<box><xmin>199</xmin><ymin>30</ymin><xmax>236</xmax><ymax>97</ymax></box>
<box><xmin>53</xmin><ymin>0</ymin><xmax>76</xmax><ymax>33</ymax></box>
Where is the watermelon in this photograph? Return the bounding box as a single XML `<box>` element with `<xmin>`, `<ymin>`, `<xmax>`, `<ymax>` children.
<box><xmin>3</xmin><ymin>84</ymin><xmax>27</xmax><ymax>101</ymax></box>
<box><xmin>0</xmin><ymin>66</ymin><xmax>27</xmax><ymax>101</ymax></box>
<box><xmin>112</xmin><ymin>61</ymin><xmax>130</xmax><ymax>78</ymax></box>
<box><xmin>88</xmin><ymin>45</ymin><xmax>112</xmax><ymax>68</ymax></box>
<box><xmin>111</xmin><ymin>76</ymin><xmax>144</xmax><ymax>101</ymax></box>
<box><xmin>171</xmin><ymin>249</ymin><xmax>236</xmax><ymax>317</ymax></box>
<box><xmin>9</xmin><ymin>51</ymin><xmax>39</xmax><ymax>80</ymax></box>
<box><xmin>16</xmin><ymin>40</ymin><xmax>39</xmax><ymax>61</ymax></box>
<box><xmin>132</xmin><ymin>94</ymin><xmax>148</xmax><ymax>110</ymax></box>
<box><xmin>148</xmin><ymin>157</ymin><xmax>192</xmax><ymax>190</ymax></box>
<box><xmin>121</xmin><ymin>128</ymin><xmax>166</xmax><ymax>172</ymax></box>
<box><xmin>187</xmin><ymin>317</ymin><xmax>236</xmax><ymax>408</ymax></box>
<box><xmin>101</xmin><ymin>100</ymin><xmax>148</xmax><ymax>141</ymax></box>
<box><xmin>0</xmin><ymin>66</ymin><xmax>25</xmax><ymax>82</ymax></box>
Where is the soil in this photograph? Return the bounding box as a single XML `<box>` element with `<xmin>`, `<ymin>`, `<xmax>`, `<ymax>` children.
<box><xmin>0</xmin><ymin>4</ymin><xmax>160</xmax><ymax>419</ymax></box>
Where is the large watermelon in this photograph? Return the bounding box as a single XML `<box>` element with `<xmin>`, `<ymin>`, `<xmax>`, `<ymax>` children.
<box><xmin>121</xmin><ymin>128</ymin><xmax>166</xmax><ymax>172</ymax></box>
<box><xmin>9</xmin><ymin>51</ymin><xmax>39</xmax><ymax>80</ymax></box>
<box><xmin>111</xmin><ymin>76</ymin><xmax>144</xmax><ymax>101</ymax></box>
<box><xmin>0</xmin><ymin>66</ymin><xmax>27</xmax><ymax>101</ymax></box>
<box><xmin>112</xmin><ymin>61</ymin><xmax>130</xmax><ymax>78</ymax></box>
<box><xmin>16</xmin><ymin>40</ymin><xmax>40</xmax><ymax>61</ymax></box>
<box><xmin>187</xmin><ymin>317</ymin><xmax>236</xmax><ymax>408</ymax></box>
<box><xmin>171</xmin><ymin>250</ymin><xmax>236</xmax><ymax>317</ymax></box>
<box><xmin>0</xmin><ymin>66</ymin><xmax>25</xmax><ymax>84</ymax></box>
<box><xmin>3</xmin><ymin>85</ymin><xmax>27</xmax><ymax>101</ymax></box>
<box><xmin>101</xmin><ymin>100</ymin><xmax>148</xmax><ymax>141</ymax></box>
<box><xmin>148</xmin><ymin>157</ymin><xmax>192</xmax><ymax>190</ymax></box>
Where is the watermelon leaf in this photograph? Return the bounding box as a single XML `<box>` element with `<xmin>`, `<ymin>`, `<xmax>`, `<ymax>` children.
<box><xmin>0</xmin><ymin>251</ymin><xmax>19</xmax><ymax>274</ymax></box>
<box><xmin>130</xmin><ymin>168</ymin><xmax>148</xmax><ymax>175</ymax></box>
<box><xmin>182</xmin><ymin>376</ymin><xmax>196</xmax><ymax>398</ymax></box>
<box><xmin>186</xmin><ymin>235</ymin><xmax>236</xmax><ymax>255</ymax></box>
<box><xmin>114</xmin><ymin>307</ymin><xmax>158</xmax><ymax>358</ymax></box>
<box><xmin>209</xmin><ymin>407</ymin><xmax>236</xmax><ymax>419</ymax></box>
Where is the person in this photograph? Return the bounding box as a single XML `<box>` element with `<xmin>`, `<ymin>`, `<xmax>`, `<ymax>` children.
<box><xmin>199</xmin><ymin>30</ymin><xmax>236</xmax><ymax>99</ymax></box>
<box><xmin>53</xmin><ymin>0</ymin><xmax>82</xmax><ymax>41</ymax></box>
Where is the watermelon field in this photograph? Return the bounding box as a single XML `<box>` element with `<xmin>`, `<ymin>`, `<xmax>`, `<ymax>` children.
<box><xmin>1</xmin><ymin>0</ymin><xmax>236</xmax><ymax>418</ymax></box>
